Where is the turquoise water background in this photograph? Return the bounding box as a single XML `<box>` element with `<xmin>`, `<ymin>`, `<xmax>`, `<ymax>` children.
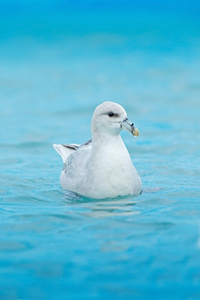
<box><xmin>0</xmin><ymin>1</ymin><xmax>200</xmax><ymax>299</ymax></box>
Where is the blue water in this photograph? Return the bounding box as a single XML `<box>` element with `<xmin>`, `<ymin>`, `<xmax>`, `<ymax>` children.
<box><xmin>1</xmin><ymin>2</ymin><xmax>200</xmax><ymax>299</ymax></box>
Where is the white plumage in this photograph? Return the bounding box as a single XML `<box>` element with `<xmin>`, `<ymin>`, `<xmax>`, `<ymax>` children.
<box><xmin>53</xmin><ymin>102</ymin><xmax>142</xmax><ymax>199</ymax></box>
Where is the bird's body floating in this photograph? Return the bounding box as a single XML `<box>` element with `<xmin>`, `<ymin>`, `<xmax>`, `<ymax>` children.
<box><xmin>53</xmin><ymin>102</ymin><xmax>142</xmax><ymax>199</ymax></box>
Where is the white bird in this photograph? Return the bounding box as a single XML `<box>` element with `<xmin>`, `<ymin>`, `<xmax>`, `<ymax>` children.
<box><xmin>53</xmin><ymin>102</ymin><xmax>142</xmax><ymax>199</ymax></box>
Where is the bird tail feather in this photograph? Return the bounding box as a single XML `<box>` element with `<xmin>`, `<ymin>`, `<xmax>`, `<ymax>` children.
<box><xmin>53</xmin><ymin>144</ymin><xmax>76</xmax><ymax>163</ymax></box>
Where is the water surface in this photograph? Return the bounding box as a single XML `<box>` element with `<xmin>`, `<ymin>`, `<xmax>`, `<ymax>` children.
<box><xmin>0</xmin><ymin>3</ymin><xmax>200</xmax><ymax>299</ymax></box>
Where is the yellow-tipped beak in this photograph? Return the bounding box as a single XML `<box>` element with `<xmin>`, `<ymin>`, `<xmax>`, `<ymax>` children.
<box><xmin>119</xmin><ymin>118</ymin><xmax>139</xmax><ymax>138</ymax></box>
<box><xmin>132</xmin><ymin>127</ymin><xmax>139</xmax><ymax>137</ymax></box>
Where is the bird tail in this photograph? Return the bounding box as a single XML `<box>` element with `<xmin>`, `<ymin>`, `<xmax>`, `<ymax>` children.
<box><xmin>53</xmin><ymin>144</ymin><xmax>76</xmax><ymax>163</ymax></box>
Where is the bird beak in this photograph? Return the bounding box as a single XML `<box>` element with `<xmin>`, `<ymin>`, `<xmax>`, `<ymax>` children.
<box><xmin>119</xmin><ymin>118</ymin><xmax>139</xmax><ymax>137</ymax></box>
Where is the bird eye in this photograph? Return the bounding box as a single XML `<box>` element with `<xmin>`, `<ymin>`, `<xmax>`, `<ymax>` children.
<box><xmin>108</xmin><ymin>112</ymin><xmax>115</xmax><ymax>117</ymax></box>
